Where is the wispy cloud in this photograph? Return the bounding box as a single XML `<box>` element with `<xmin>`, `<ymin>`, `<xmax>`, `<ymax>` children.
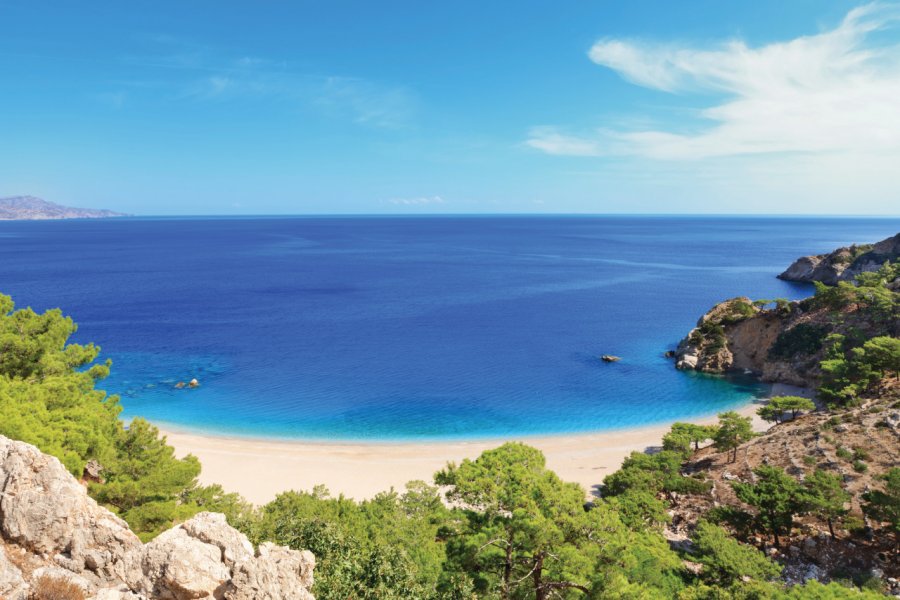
<box><xmin>124</xmin><ymin>37</ymin><xmax>416</xmax><ymax>129</ymax></box>
<box><xmin>386</xmin><ymin>195</ymin><xmax>446</xmax><ymax>206</ymax></box>
<box><xmin>527</xmin><ymin>2</ymin><xmax>900</xmax><ymax>160</ymax></box>
<box><xmin>316</xmin><ymin>76</ymin><xmax>416</xmax><ymax>129</ymax></box>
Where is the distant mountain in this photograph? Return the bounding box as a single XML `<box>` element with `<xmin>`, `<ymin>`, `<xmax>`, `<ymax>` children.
<box><xmin>0</xmin><ymin>195</ymin><xmax>127</xmax><ymax>220</ymax></box>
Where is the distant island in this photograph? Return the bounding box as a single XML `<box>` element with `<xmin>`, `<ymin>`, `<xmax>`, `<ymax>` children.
<box><xmin>0</xmin><ymin>195</ymin><xmax>127</xmax><ymax>220</ymax></box>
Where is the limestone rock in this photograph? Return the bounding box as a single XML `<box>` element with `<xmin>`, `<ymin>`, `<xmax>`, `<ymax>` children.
<box><xmin>83</xmin><ymin>459</ymin><xmax>106</xmax><ymax>483</ymax></box>
<box><xmin>140</xmin><ymin>513</ymin><xmax>315</xmax><ymax>600</ymax></box>
<box><xmin>226</xmin><ymin>543</ymin><xmax>315</xmax><ymax>600</ymax></box>
<box><xmin>0</xmin><ymin>545</ymin><xmax>26</xmax><ymax>600</ymax></box>
<box><xmin>140</xmin><ymin>525</ymin><xmax>231</xmax><ymax>599</ymax></box>
<box><xmin>91</xmin><ymin>588</ymin><xmax>148</xmax><ymax>600</ymax></box>
<box><xmin>0</xmin><ymin>435</ymin><xmax>142</xmax><ymax>584</ymax></box>
<box><xmin>181</xmin><ymin>512</ymin><xmax>254</xmax><ymax>568</ymax></box>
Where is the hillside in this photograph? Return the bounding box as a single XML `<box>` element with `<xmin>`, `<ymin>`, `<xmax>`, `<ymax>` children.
<box><xmin>0</xmin><ymin>196</ymin><xmax>126</xmax><ymax>220</ymax></box>
<box><xmin>664</xmin><ymin>236</ymin><xmax>899</xmax><ymax>595</ymax></box>
<box><xmin>670</xmin><ymin>395</ymin><xmax>899</xmax><ymax>584</ymax></box>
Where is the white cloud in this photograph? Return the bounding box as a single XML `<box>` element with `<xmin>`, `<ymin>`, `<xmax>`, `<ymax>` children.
<box><xmin>528</xmin><ymin>2</ymin><xmax>900</xmax><ymax>161</ymax></box>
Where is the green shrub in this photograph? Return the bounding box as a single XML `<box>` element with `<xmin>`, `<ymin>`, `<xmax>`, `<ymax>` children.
<box><xmin>769</xmin><ymin>323</ymin><xmax>829</xmax><ymax>360</ymax></box>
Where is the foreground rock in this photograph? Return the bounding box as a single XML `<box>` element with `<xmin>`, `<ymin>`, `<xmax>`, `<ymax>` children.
<box><xmin>0</xmin><ymin>435</ymin><xmax>314</xmax><ymax>599</ymax></box>
<box><xmin>778</xmin><ymin>232</ymin><xmax>900</xmax><ymax>285</ymax></box>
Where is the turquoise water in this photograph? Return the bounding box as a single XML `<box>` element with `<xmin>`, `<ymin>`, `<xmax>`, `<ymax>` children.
<box><xmin>0</xmin><ymin>216</ymin><xmax>897</xmax><ymax>440</ymax></box>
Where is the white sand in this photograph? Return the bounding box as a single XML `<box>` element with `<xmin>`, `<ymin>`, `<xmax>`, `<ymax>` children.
<box><xmin>159</xmin><ymin>386</ymin><xmax>812</xmax><ymax>505</ymax></box>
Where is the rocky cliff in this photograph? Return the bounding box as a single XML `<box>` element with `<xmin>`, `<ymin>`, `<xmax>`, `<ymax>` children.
<box><xmin>676</xmin><ymin>236</ymin><xmax>899</xmax><ymax>387</ymax></box>
<box><xmin>673</xmin><ymin>297</ymin><xmax>818</xmax><ymax>386</ymax></box>
<box><xmin>675</xmin><ymin>291</ymin><xmax>900</xmax><ymax>387</ymax></box>
<box><xmin>778</xmin><ymin>232</ymin><xmax>900</xmax><ymax>285</ymax></box>
<box><xmin>0</xmin><ymin>196</ymin><xmax>126</xmax><ymax>220</ymax></box>
<box><xmin>0</xmin><ymin>435</ymin><xmax>314</xmax><ymax>600</ymax></box>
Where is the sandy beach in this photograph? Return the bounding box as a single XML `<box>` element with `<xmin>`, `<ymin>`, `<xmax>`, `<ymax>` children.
<box><xmin>160</xmin><ymin>386</ymin><xmax>812</xmax><ymax>504</ymax></box>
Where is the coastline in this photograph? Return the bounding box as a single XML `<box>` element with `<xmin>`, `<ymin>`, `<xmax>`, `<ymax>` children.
<box><xmin>159</xmin><ymin>384</ymin><xmax>810</xmax><ymax>504</ymax></box>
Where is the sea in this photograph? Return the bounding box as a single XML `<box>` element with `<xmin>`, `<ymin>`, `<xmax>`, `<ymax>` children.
<box><xmin>1</xmin><ymin>215</ymin><xmax>897</xmax><ymax>440</ymax></box>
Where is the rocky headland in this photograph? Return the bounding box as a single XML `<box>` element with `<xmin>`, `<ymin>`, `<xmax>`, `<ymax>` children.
<box><xmin>0</xmin><ymin>196</ymin><xmax>126</xmax><ymax>220</ymax></box>
<box><xmin>675</xmin><ymin>233</ymin><xmax>900</xmax><ymax>388</ymax></box>
<box><xmin>778</xmin><ymin>232</ymin><xmax>900</xmax><ymax>285</ymax></box>
<box><xmin>0</xmin><ymin>435</ymin><xmax>315</xmax><ymax>600</ymax></box>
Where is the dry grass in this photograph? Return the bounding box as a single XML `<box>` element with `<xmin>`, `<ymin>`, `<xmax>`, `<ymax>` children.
<box><xmin>28</xmin><ymin>575</ymin><xmax>85</xmax><ymax>600</ymax></box>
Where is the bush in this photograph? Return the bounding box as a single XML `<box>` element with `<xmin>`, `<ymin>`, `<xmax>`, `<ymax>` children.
<box><xmin>769</xmin><ymin>323</ymin><xmax>828</xmax><ymax>360</ymax></box>
<box><xmin>721</xmin><ymin>299</ymin><xmax>756</xmax><ymax>324</ymax></box>
<box><xmin>852</xmin><ymin>448</ymin><xmax>870</xmax><ymax>461</ymax></box>
<box><xmin>691</xmin><ymin>521</ymin><xmax>781</xmax><ymax>585</ymax></box>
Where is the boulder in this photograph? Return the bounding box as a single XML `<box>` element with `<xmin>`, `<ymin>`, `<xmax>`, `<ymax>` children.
<box><xmin>181</xmin><ymin>512</ymin><xmax>254</xmax><ymax>568</ymax></box>
<box><xmin>140</xmin><ymin>513</ymin><xmax>315</xmax><ymax>600</ymax></box>
<box><xmin>83</xmin><ymin>459</ymin><xmax>106</xmax><ymax>483</ymax></box>
<box><xmin>140</xmin><ymin>525</ymin><xmax>231</xmax><ymax>599</ymax></box>
<box><xmin>227</xmin><ymin>543</ymin><xmax>315</xmax><ymax>600</ymax></box>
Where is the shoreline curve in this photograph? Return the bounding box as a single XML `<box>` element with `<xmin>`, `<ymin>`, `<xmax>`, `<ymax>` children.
<box><xmin>158</xmin><ymin>384</ymin><xmax>811</xmax><ymax>504</ymax></box>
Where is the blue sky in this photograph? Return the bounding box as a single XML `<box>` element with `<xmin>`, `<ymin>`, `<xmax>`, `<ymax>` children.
<box><xmin>1</xmin><ymin>0</ymin><xmax>898</xmax><ymax>215</ymax></box>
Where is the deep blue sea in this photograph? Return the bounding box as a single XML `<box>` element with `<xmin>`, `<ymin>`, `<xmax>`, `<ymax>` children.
<box><xmin>1</xmin><ymin>216</ymin><xmax>897</xmax><ymax>440</ymax></box>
